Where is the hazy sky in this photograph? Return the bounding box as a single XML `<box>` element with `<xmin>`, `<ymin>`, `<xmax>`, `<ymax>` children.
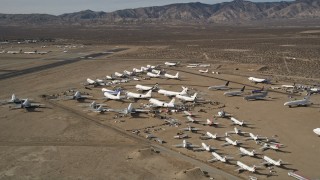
<box><xmin>1</xmin><ymin>0</ymin><xmax>294</xmax><ymax>15</ymax></box>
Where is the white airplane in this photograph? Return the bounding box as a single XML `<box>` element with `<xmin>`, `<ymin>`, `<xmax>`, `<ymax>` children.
<box><xmin>261</xmin><ymin>156</ymin><xmax>286</xmax><ymax>167</ymax></box>
<box><xmin>165</xmin><ymin>61</ymin><xmax>179</xmax><ymax>67</ymax></box>
<box><xmin>18</xmin><ymin>99</ymin><xmax>45</xmax><ymax>110</ymax></box>
<box><xmin>182</xmin><ymin>111</ymin><xmax>198</xmax><ymax>117</ymax></box>
<box><xmin>164</xmin><ymin>72</ymin><xmax>179</xmax><ymax>79</ymax></box>
<box><xmin>199</xmin><ymin>69</ymin><xmax>208</xmax><ymax>73</ymax></box>
<box><xmin>106</xmin><ymin>75</ymin><xmax>114</xmax><ymax>80</ymax></box>
<box><xmin>180</xmin><ymin>125</ymin><xmax>201</xmax><ymax>133</ymax></box>
<box><xmin>151</xmin><ymin>69</ymin><xmax>161</xmax><ymax>74</ymax></box>
<box><xmin>223</xmin><ymin>86</ymin><xmax>245</xmax><ymax>96</ymax></box>
<box><xmin>245</xmin><ymin>133</ymin><xmax>269</xmax><ymax>142</ymax></box>
<box><xmin>260</xmin><ymin>142</ymin><xmax>284</xmax><ymax>151</ymax></box>
<box><xmin>239</xmin><ymin>147</ymin><xmax>259</xmax><ymax>157</ymax></box>
<box><xmin>135</xmin><ymin>84</ymin><xmax>158</xmax><ymax>91</ymax></box>
<box><xmin>204</xmin><ymin>118</ymin><xmax>219</xmax><ymax>127</ymax></box>
<box><xmin>313</xmin><ymin>128</ymin><xmax>320</xmax><ymax>136</ymax></box>
<box><xmin>126</xmin><ymin>90</ymin><xmax>152</xmax><ymax>100</ymax></box>
<box><xmin>200</xmin><ymin>132</ymin><xmax>224</xmax><ymax>140</ymax></box>
<box><xmin>216</xmin><ymin>110</ymin><xmax>232</xmax><ymax>118</ymax></box>
<box><xmin>149</xmin><ymin>98</ymin><xmax>175</xmax><ymax>108</ymax></box>
<box><xmin>101</xmin><ymin>88</ymin><xmax>122</xmax><ymax>95</ymax></box>
<box><xmin>146</xmin><ymin>64</ymin><xmax>156</xmax><ymax>69</ymax></box>
<box><xmin>248</xmin><ymin>77</ymin><xmax>270</xmax><ymax>84</ymax></box>
<box><xmin>158</xmin><ymin>86</ymin><xmax>188</xmax><ymax>97</ymax></box>
<box><xmin>133</xmin><ymin>68</ymin><xmax>143</xmax><ymax>73</ymax></box>
<box><xmin>173</xmin><ymin>140</ymin><xmax>199</xmax><ymax>149</ymax></box>
<box><xmin>114</xmin><ymin>72</ymin><xmax>125</xmax><ymax>78</ymax></box>
<box><xmin>140</xmin><ymin>66</ymin><xmax>150</xmax><ymax>72</ymax></box>
<box><xmin>173</xmin><ymin>134</ymin><xmax>189</xmax><ymax>139</ymax></box>
<box><xmin>186</xmin><ymin>116</ymin><xmax>203</xmax><ymax>124</ymax></box>
<box><xmin>86</xmin><ymin>78</ymin><xmax>105</xmax><ymax>86</ymax></box>
<box><xmin>208</xmin><ymin>81</ymin><xmax>230</xmax><ymax>90</ymax></box>
<box><xmin>225</xmin><ymin>127</ymin><xmax>250</xmax><ymax>136</ymax></box>
<box><xmin>176</xmin><ymin>93</ymin><xmax>197</xmax><ymax>102</ymax></box>
<box><xmin>89</xmin><ymin>105</ymin><xmax>110</xmax><ymax>113</ymax></box>
<box><xmin>208</xmin><ymin>152</ymin><xmax>233</xmax><ymax>163</ymax></box>
<box><xmin>124</xmin><ymin>70</ymin><xmax>134</xmax><ymax>76</ymax></box>
<box><xmin>103</xmin><ymin>91</ymin><xmax>124</xmax><ymax>100</ymax></box>
<box><xmin>235</xmin><ymin>161</ymin><xmax>258</xmax><ymax>173</ymax></box>
<box><xmin>284</xmin><ymin>94</ymin><xmax>312</xmax><ymax>107</ymax></box>
<box><xmin>109</xmin><ymin>103</ymin><xmax>150</xmax><ymax>115</ymax></box>
<box><xmin>221</xmin><ymin>137</ymin><xmax>242</xmax><ymax>146</ymax></box>
<box><xmin>66</xmin><ymin>91</ymin><xmax>92</xmax><ymax>101</ymax></box>
<box><xmin>147</xmin><ymin>72</ymin><xmax>161</xmax><ymax>78</ymax></box>
<box><xmin>193</xmin><ymin>142</ymin><xmax>217</xmax><ymax>152</ymax></box>
<box><xmin>199</xmin><ymin>64</ymin><xmax>210</xmax><ymax>68</ymax></box>
<box><xmin>0</xmin><ymin>94</ymin><xmax>26</xmax><ymax>105</ymax></box>
<box><xmin>186</xmin><ymin>64</ymin><xmax>199</xmax><ymax>68</ymax></box>
<box><xmin>244</xmin><ymin>91</ymin><xmax>268</xmax><ymax>101</ymax></box>
<box><xmin>24</xmin><ymin>50</ymin><xmax>37</xmax><ymax>54</ymax></box>
<box><xmin>230</xmin><ymin>117</ymin><xmax>249</xmax><ymax>127</ymax></box>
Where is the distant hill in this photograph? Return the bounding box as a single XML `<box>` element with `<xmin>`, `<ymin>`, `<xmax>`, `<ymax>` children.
<box><xmin>0</xmin><ymin>0</ymin><xmax>319</xmax><ymax>25</ymax></box>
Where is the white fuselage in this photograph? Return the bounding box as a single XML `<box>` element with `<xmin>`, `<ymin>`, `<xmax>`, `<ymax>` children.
<box><xmin>135</xmin><ymin>84</ymin><xmax>153</xmax><ymax>91</ymax></box>
<box><xmin>126</xmin><ymin>90</ymin><xmax>151</xmax><ymax>99</ymax></box>
<box><xmin>103</xmin><ymin>92</ymin><xmax>121</xmax><ymax>100</ymax></box>
<box><xmin>284</xmin><ymin>98</ymin><xmax>310</xmax><ymax>107</ymax></box>
<box><xmin>149</xmin><ymin>98</ymin><xmax>174</xmax><ymax>108</ymax></box>
<box><xmin>240</xmin><ymin>147</ymin><xmax>255</xmax><ymax>156</ymax></box>
<box><xmin>164</xmin><ymin>72</ymin><xmax>179</xmax><ymax>79</ymax></box>
<box><xmin>158</xmin><ymin>89</ymin><xmax>187</xmax><ymax>97</ymax></box>
<box><xmin>248</xmin><ymin>77</ymin><xmax>267</xmax><ymax>83</ymax></box>
<box><xmin>199</xmin><ymin>69</ymin><xmax>208</xmax><ymax>73</ymax></box>
<box><xmin>176</xmin><ymin>93</ymin><xmax>196</xmax><ymax>102</ymax></box>
<box><xmin>212</xmin><ymin>152</ymin><xmax>226</xmax><ymax>162</ymax></box>
<box><xmin>237</xmin><ymin>161</ymin><xmax>255</xmax><ymax>172</ymax></box>
<box><xmin>263</xmin><ymin>156</ymin><xmax>281</xmax><ymax>166</ymax></box>
<box><xmin>114</xmin><ymin>72</ymin><xmax>124</xmax><ymax>77</ymax></box>
<box><xmin>165</xmin><ymin>62</ymin><xmax>177</xmax><ymax>66</ymax></box>
<box><xmin>147</xmin><ymin>72</ymin><xmax>160</xmax><ymax>78</ymax></box>
<box><xmin>224</xmin><ymin>90</ymin><xmax>243</xmax><ymax>96</ymax></box>
<box><xmin>226</xmin><ymin>138</ymin><xmax>238</xmax><ymax>146</ymax></box>
<box><xmin>230</xmin><ymin>117</ymin><xmax>244</xmax><ymax>126</ymax></box>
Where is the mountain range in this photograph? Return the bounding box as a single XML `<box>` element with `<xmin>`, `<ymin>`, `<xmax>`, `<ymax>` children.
<box><xmin>0</xmin><ymin>0</ymin><xmax>319</xmax><ymax>25</ymax></box>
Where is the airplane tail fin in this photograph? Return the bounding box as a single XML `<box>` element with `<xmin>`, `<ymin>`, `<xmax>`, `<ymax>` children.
<box><xmin>11</xmin><ymin>94</ymin><xmax>16</xmax><ymax>101</ymax></box>
<box><xmin>192</xmin><ymin>93</ymin><xmax>197</xmax><ymax>99</ymax></box>
<box><xmin>182</xmin><ymin>86</ymin><xmax>188</xmax><ymax>91</ymax></box>
<box><xmin>145</xmin><ymin>90</ymin><xmax>152</xmax><ymax>97</ymax></box>
<box><xmin>90</xmin><ymin>101</ymin><xmax>97</xmax><ymax>108</ymax></box>
<box><xmin>127</xmin><ymin>103</ymin><xmax>133</xmax><ymax>113</ymax></box>
<box><xmin>116</xmin><ymin>92</ymin><xmax>121</xmax><ymax>99</ymax></box>
<box><xmin>175</xmin><ymin>72</ymin><xmax>179</xmax><ymax>78</ymax></box>
<box><xmin>74</xmin><ymin>91</ymin><xmax>81</xmax><ymax>98</ymax></box>
<box><xmin>241</xmin><ymin>86</ymin><xmax>245</xmax><ymax>92</ymax></box>
<box><xmin>226</xmin><ymin>81</ymin><xmax>230</xmax><ymax>86</ymax></box>
<box><xmin>168</xmin><ymin>98</ymin><xmax>175</xmax><ymax>106</ymax></box>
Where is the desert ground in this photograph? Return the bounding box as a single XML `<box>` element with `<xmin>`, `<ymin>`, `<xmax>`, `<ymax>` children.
<box><xmin>0</xmin><ymin>25</ymin><xmax>319</xmax><ymax>180</ymax></box>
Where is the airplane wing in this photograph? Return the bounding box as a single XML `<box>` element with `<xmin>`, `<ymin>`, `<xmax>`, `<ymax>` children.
<box><xmin>235</xmin><ymin>167</ymin><xmax>244</xmax><ymax>172</ymax></box>
<box><xmin>199</xmin><ymin>135</ymin><xmax>210</xmax><ymax>140</ymax></box>
<box><xmin>207</xmin><ymin>158</ymin><xmax>218</xmax><ymax>163</ymax></box>
<box><xmin>221</xmin><ymin>142</ymin><xmax>230</xmax><ymax>146</ymax></box>
<box><xmin>180</xmin><ymin>128</ymin><xmax>189</xmax><ymax>131</ymax></box>
<box><xmin>189</xmin><ymin>144</ymin><xmax>200</xmax><ymax>148</ymax></box>
<box><xmin>172</xmin><ymin>144</ymin><xmax>184</xmax><ymax>148</ymax></box>
<box><xmin>193</xmin><ymin>147</ymin><xmax>204</xmax><ymax>151</ymax></box>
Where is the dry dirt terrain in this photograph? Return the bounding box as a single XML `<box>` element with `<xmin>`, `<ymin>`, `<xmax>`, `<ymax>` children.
<box><xmin>0</xmin><ymin>25</ymin><xmax>319</xmax><ymax>180</ymax></box>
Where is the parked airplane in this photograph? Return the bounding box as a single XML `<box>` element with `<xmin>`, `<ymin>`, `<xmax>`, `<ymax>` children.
<box><xmin>199</xmin><ymin>69</ymin><xmax>208</xmax><ymax>73</ymax></box>
<box><xmin>186</xmin><ymin>116</ymin><xmax>203</xmax><ymax>124</ymax></box>
<box><xmin>164</xmin><ymin>72</ymin><xmax>179</xmax><ymax>79</ymax></box>
<box><xmin>158</xmin><ymin>87</ymin><xmax>188</xmax><ymax>97</ymax></box>
<box><xmin>200</xmin><ymin>132</ymin><xmax>224</xmax><ymax>140</ymax></box>
<box><xmin>193</xmin><ymin>142</ymin><xmax>217</xmax><ymax>152</ymax></box>
<box><xmin>17</xmin><ymin>99</ymin><xmax>45</xmax><ymax>110</ymax></box>
<box><xmin>208</xmin><ymin>81</ymin><xmax>230</xmax><ymax>90</ymax></box>
<box><xmin>204</xmin><ymin>118</ymin><xmax>219</xmax><ymax>127</ymax></box>
<box><xmin>86</xmin><ymin>78</ymin><xmax>105</xmax><ymax>86</ymax></box>
<box><xmin>65</xmin><ymin>91</ymin><xmax>92</xmax><ymax>101</ymax></box>
<box><xmin>101</xmin><ymin>88</ymin><xmax>122</xmax><ymax>95</ymax></box>
<box><xmin>224</xmin><ymin>86</ymin><xmax>245</xmax><ymax>96</ymax></box>
<box><xmin>133</xmin><ymin>68</ymin><xmax>143</xmax><ymax>73</ymax></box>
<box><xmin>165</xmin><ymin>61</ymin><xmax>179</xmax><ymax>67</ymax></box>
<box><xmin>109</xmin><ymin>103</ymin><xmax>150</xmax><ymax>115</ymax></box>
<box><xmin>222</xmin><ymin>138</ymin><xmax>242</xmax><ymax>146</ymax></box>
<box><xmin>106</xmin><ymin>75</ymin><xmax>114</xmax><ymax>80</ymax></box>
<box><xmin>114</xmin><ymin>72</ymin><xmax>125</xmax><ymax>78</ymax></box>
<box><xmin>149</xmin><ymin>98</ymin><xmax>175</xmax><ymax>108</ymax></box>
<box><xmin>174</xmin><ymin>134</ymin><xmax>189</xmax><ymax>139</ymax></box>
<box><xmin>230</xmin><ymin>117</ymin><xmax>249</xmax><ymax>126</ymax></box>
<box><xmin>147</xmin><ymin>71</ymin><xmax>161</xmax><ymax>78</ymax></box>
<box><xmin>261</xmin><ymin>156</ymin><xmax>287</xmax><ymax>167</ymax></box>
<box><xmin>248</xmin><ymin>77</ymin><xmax>270</xmax><ymax>84</ymax></box>
<box><xmin>252</xmin><ymin>86</ymin><xmax>264</xmax><ymax>94</ymax></box>
<box><xmin>217</xmin><ymin>110</ymin><xmax>232</xmax><ymax>118</ymax></box>
<box><xmin>260</xmin><ymin>142</ymin><xmax>284</xmax><ymax>151</ymax></box>
<box><xmin>226</xmin><ymin>127</ymin><xmax>250</xmax><ymax>136</ymax></box>
<box><xmin>239</xmin><ymin>147</ymin><xmax>259</xmax><ymax>157</ymax></box>
<box><xmin>126</xmin><ymin>90</ymin><xmax>152</xmax><ymax>99</ymax></box>
<box><xmin>124</xmin><ymin>70</ymin><xmax>134</xmax><ymax>76</ymax></box>
<box><xmin>176</xmin><ymin>93</ymin><xmax>197</xmax><ymax>102</ymax></box>
<box><xmin>89</xmin><ymin>105</ymin><xmax>110</xmax><ymax>113</ymax></box>
<box><xmin>173</xmin><ymin>140</ymin><xmax>199</xmax><ymax>149</ymax></box>
<box><xmin>313</xmin><ymin>128</ymin><xmax>320</xmax><ymax>136</ymax></box>
<box><xmin>245</xmin><ymin>133</ymin><xmax>269</xmax><ymax>142</ymax></box>
<box><xmin>208</xmin><ymin>152</ymin><xmax>233</xmax><ymax>163</ymax></box>
<box><xmin>199</xmin><ymin>64</ymin><xmax>210</xmax><ymax>68</ymax></box>
<box><xmin>0</xmin><ymin>94</ymin><xmax>26</xmax><ymax>105</ymax></box>
<box><xmin>135</xmin><ymin>83</ymin><xmax>159</xmax><ymax>91</ymax></box>
<box><xmin>244</xmin><ymin>91</ymin><xmax>268</xmax><ymax>101</ymax></box>
<box><xmin>182</xmin><ymin>111</ymin><xmax>198</xmax><ymax>117</ymax></box>
<box><xmin>235</xmin><ymin>161</ymin><xmax>258</xmax><ymax>173</ymax></box>
<box><xmin>284</xmin><ymin>94</ymin><xmax>312</xmax><ymax>107</ymax></box>
<box><xmin>180</xmin><ymin>125</ymin><xmax>201</xmax><ymax>133</ymax></box>
<box><xmin>103</xmin><ymin>92</ymin><xmax>124</xmax><ymax>100</ymax></box>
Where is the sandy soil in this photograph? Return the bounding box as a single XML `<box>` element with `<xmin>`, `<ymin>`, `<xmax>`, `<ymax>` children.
<box><xmin>0</xmin><ymin>26</ymin><xmax>320</xmax><ymax>179</ymax></box>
